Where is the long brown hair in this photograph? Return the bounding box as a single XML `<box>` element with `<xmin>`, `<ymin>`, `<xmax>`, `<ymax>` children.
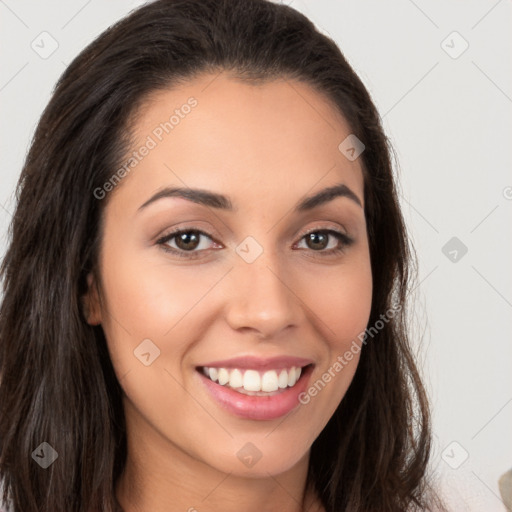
<box><xmin>0</xmin><ymin>0</ymin><xmax>445</xmax><ymax>510</ymax></box>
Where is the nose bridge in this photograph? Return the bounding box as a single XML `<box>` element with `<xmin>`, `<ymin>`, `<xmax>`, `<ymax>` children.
<box><xmin>223</xmin><ymin>234</ymin><xmax>302</xmax><ymax>336</ymax></box>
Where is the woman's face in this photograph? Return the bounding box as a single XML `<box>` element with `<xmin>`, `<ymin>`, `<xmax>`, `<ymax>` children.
<box><xmin>86</xmin><ymin>72</ymin><xmax>372</xmax><ymax>478</ymax></box>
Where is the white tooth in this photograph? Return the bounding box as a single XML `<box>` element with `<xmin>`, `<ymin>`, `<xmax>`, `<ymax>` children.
<box><xmin>229</xmin><ymin>369</ymin><xmax>243</xmax><ymax>388</ymax></box>
<box><xmin>208</xmin><ymin>366</ymin><xmax>301</xmax><ymax>391</ymax></box>
<box><xmin>217</xmin><ymin>368</ymin><xmax>230</xmax><ymax>385</ymax></box>
<box><xmin>287</xmin><ymin>366</ymin><xmax>297</xmax><ymax>387</ymax></box>
<box><xmin>278</xmin><ymin>369</ymin><xmax>289</xmax><ymax>388</ymax></box>
<box><xmin>261</xmin><ymin>370</ymin><xmax>279</xmax><ymax>392</ymax></box>
<box><xmin>243</xmin><ymin>370</ymin><xmax>261</xmax><ymax>392</ymax></box>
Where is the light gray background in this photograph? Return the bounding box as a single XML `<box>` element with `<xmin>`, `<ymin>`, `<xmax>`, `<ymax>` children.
<box><xmin>1</xmin><ymin>1</ymin><xmax>511</xmax><ymax>510</ymax></box>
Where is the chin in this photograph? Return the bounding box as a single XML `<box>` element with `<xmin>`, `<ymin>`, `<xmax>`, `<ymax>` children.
<box><xmin>201</xmin><ymin>439</ymin><xmax>310</xmax><ymax>478</ymax></box>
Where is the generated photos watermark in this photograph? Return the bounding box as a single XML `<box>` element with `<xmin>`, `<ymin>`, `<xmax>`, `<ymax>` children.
<box><xmin>298</xmin><ymin>300</ymin><xmax>402</xmax><ymax>405</ymax></box>
<box><xmin>93</xmin><ymin>96</ymin><xmax>198</xmax><ymax>200</ymax></box>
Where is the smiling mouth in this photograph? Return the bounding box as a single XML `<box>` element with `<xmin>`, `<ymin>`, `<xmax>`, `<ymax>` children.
<box><xmin>196</xmin><ymin>363</ymin><xmax>315</xmax><ymax>420</ymax></box>
<box><xmin>196</xmin><ymin>364</ymin><xmax>313</xmax><ymax>396</ymax></box>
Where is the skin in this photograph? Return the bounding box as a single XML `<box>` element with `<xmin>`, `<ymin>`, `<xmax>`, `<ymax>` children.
<box><xmin>84</xmin><ymin>72</ymin><xmax>373</xmax><ymax>512</ymax></box>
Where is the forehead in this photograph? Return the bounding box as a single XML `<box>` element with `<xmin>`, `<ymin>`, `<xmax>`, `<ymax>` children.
<box><xmin>112</xmin><ymin>72</ymin><xmax>365</xmax><ymax>210</ymax></box>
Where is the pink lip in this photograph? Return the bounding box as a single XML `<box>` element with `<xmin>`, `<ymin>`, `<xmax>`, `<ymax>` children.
<box><xmin>196</xmin><ymin>363</ymin><xmax>314</xmax><ymax>421</ymax></box>
<box><xmin>196</xmin><ymin>355</ymin><xmax>314</xmax><ymax>371</ymax></box>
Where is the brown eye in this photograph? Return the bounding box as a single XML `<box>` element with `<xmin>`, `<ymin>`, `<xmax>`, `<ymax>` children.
<box><xmin>304</xmin><ymin>232</ymin><xmax>329</xmax><ymax>250</ymax></box>
<box><xmin>296</xmin><ymin>229</ymin><xmax>354</xmax><ymax>256</ymax></box>
<box><xmin>156</xmin><ymin>228</ymin><xmax>219</xmax><ymax>258</ymax></box>
<box><xmin>174</xmin><ymin>231</ymin><xmax>201</xmax><ymax>251</ymax></box>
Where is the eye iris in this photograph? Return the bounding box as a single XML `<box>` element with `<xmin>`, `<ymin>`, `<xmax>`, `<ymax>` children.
<box><xmin>307</xmin><ymin>232</ymin><xmax>328</xmax><ymax>250</ymax></box>
<box><xmin>176</xmin><ymin>231</ymin><xmax>200</xmax><ymax>251</ymax></box>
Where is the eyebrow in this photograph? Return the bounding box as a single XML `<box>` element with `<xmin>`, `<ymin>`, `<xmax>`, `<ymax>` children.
<box><xmin>138</xmin><ymin>182</ymin><xmax>363</xmax><ymax>213</ymax></box>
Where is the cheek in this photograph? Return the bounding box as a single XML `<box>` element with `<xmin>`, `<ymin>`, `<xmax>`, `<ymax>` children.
<box><xmin>102</xmin><ymin>257</ymin><xmax>213</xmax><ymax>335</ymax></box>
<box><xmin>309</xmin><ymin>257</ymin><xmax>373</xmax><ymax>351</ymax></box>
<box><xmin>299</xmin><ymin>252</ymin><xmax>372</xmax><ymax>413</ymax></box>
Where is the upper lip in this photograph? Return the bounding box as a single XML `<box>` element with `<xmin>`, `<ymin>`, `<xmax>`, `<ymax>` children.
<box><xmin>197</xmin><ymin>355</ymin><xmax>314</xmax><ymax>371</ymax></box>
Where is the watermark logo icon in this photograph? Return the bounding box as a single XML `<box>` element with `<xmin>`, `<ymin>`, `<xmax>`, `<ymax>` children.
<box><xmin>134</xmin><ymin>338</ymin><xmax>161</xmax><ymax>366</ymax></box>
<box><xmin>442</xmin><ymin>236</ymin><xmax>468</xmax><ymax>263</ymax></box>
<box><xmin>338</xmin><ymin>134</ymin><xmax>365</xmax><ymax>161</ymax></box>
<box><xmin>31</xmin><ymin>31</ymin><xmax>59</xmax><ymax>59</ymax></box>
<box><xmin>32</xmin><ymin>442</ymin><xmax>59</xmax><ymax>469</ymax></box>
<box><xmin>236</xmin><ymin>442</ymin><xmax>263</xmax><ymax>468</ymax></box>
<box><xmin>236</xmin><ymin>236</ymin><xmax>263</xmax><ymax>263</ymax></box>
<box><xmin>441</xmin><ymin>31</ymin><xmax>469</xmax><ymax>59</ymax></box>
<box><xmin>441</xmin><ymin>441</ymin><xmax>469</xmax><ymax>469</ymax></box>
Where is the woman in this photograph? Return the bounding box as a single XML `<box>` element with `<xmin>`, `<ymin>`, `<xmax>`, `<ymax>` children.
<box><xmin>0</xmin><ymin>0</ymin><xmax>446</xmax><ymax>510</ymax></box>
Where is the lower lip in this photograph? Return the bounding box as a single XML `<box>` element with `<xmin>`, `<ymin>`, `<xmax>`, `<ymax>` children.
<box><xmin>197</xmin><ymin>365</ymin><xmax>314</xmax><ymax>421</ymax></box>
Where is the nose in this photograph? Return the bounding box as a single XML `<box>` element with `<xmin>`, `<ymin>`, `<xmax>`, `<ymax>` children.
<box><xmin>223</xmin><ymin>245</ymin><xmax>304</xmax><ymax>339</ymax></box>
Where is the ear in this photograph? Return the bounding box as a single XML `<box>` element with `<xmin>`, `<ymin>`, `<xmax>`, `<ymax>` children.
<box><xmin>82</xmin><ymin>272</ymin><xmax>102</xmax><ymax>325</ymax></box>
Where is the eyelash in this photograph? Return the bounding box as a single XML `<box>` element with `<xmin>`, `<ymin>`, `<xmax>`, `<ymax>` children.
<box><xmin>156</xmin><ymin>226</ymin><xmax>354</xmax><ymax>259</ymax></box>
